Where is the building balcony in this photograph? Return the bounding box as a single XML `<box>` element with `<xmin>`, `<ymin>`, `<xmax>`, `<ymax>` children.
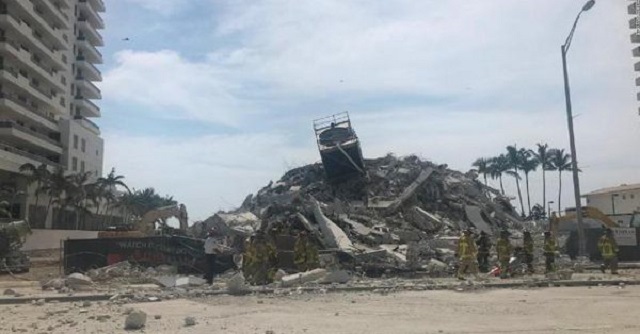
<box><xmin>34</xmin><ymin>0</ymin><xmax>70</xmax><ymax>29</ymax></box>
<box><xmin>73</xmin><ymin>116</ymin><xmax>100</xmax><ymax>135</ymax></box>
<box><xmin>0</xmin><ymin>120</ymin><xmax>63</xmax><ymax>154</ymax></box>
<box><xmin>89</xmin><ymin>0</ymin><xmax>106</xmax><ymax>13</ymax></box>
<box><xmin>77</xmin><ymin>18</ymin><xmax>103</xmax><ymax>46</ymax></box>
<box><xmin>13</xmin><ymin>0</ymin><xmax>68</xmax><ymax>50</ymax></box>
<box><xmin>75</xmin><ymin>76</ymin><xmax>101</xmax><ymax>99</ymax></box>
<box><xmin>0</xmin><ymin>139</ymin><xmax>61</xmax><ymax>172</ymax></box>
<box><xmin>76</xmin><ymin>36</ymin><xmax>102</xmax><ymax>64</ymax></box>
<box><xmin>75</xmin><ymin>56</ymin><xmax>101</xmax><ymax>81</ymax></box>
<box><xmin>74</xmin><ymin>96</ymin><xmax>100</xmax><ymax>118</ymax></box>
<box><xmin>78</xmin><ymin>0</ymin><xmax>105</xmax><ymax>29</ymax></box>
<box><xmin>0</xmin><ymin>38</ymin><xmax>66</xmax><ymax>92</ymax></box>
<box><xmin>0</xmin><ymin>92</ymin><xmax>58</xmax><ymax>131</ymax></box>
<box><xmin>0</xmin><ymin>13</ymin><xmax>67</xmax><ymax>71</ymax></box>
<box><xmin>0</xmin><ymin>68</ymin><xmax>62</xmax><ymax>116</ymax></box>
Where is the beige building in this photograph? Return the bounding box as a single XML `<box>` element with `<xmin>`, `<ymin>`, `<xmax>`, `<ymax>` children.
<box><xmin>0</xmin><ymin>0</ymin><xmax>104</xmax><ymax>227</ymax></box>
<box><xmin>584</xmin><ymin>183</ymin><xmax>640</xmax><ymax>227</ymax></box>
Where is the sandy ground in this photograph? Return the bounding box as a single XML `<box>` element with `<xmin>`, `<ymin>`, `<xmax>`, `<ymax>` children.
<box><xmin>1</xmin><ymin>285</ymin><xmax>639</xmax><ymax>334</ymax></box>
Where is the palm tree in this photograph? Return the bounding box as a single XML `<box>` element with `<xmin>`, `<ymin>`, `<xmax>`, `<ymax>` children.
<box><xmin>40</xmin><ymin>168</ymin><xmax>67</xmax><ymax>228</ymax></box>
<box><xmin>549</xmin><ymin>149</ymin><xmax>573</xmax><ymax>214</ymax></box>
<box><xmin>530</xmin><ymin>143</ymin><xmax>552</xmax><ymax>216</ymax></box>
<box><xmin>488</xmin><ymin>154</ymin><xmax>509</xmax><ymax>195</ymax></box>
<box><xmin>506</xmin><ymin>145</ymin><xmax>526</xmax><ymax>216</ymax></box>
<box><xmin>66</xmin><ymin>171</ymin><xmax>93</xmax><ymax>229</ymax></box>
<box><xmin>19</xmin><ymin>163</ymin><xmax>50</xmax><ymax>226</ymax></box>
<box><xmin>98</xmin><ymin>168</ymin><xmax>130</xmax><ymax>225</ymax></box>
<box><xmin>520</xmin><ymin>151</ymin><xmax>539</xmax><ymax>217</ymax></box>
<box><xmin>472</xmin><ymin>157</ymin><xmax>491</xmax><ymax>186</ymax></box>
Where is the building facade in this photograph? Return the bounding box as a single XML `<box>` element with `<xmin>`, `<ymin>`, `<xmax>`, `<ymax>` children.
<box><xmin>629</xmin><ymin>0</ymin><xmax>640</xmax><ymax>114</ymax></box>
<box><xmin>584</xmin><ymin>183</ymin><xmax>640</xmax><ymax>227</ymax></box>
<box><xmin>0</xmin><ymin>0</ymin><xmax>104</xmax><ymax>227</ymax></box>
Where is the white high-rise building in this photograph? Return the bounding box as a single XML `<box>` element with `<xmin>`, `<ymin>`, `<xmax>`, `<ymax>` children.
<box><xmin>0</xmin><ymin>0</ymin><xmax>104</xmax><ymax>227</ymax></box>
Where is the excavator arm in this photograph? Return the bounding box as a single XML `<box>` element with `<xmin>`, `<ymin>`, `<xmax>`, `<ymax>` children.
<box><xmin>99</xmin><ymin>204</ymin><xmax>188</xmax><ymax>238</ymax></box>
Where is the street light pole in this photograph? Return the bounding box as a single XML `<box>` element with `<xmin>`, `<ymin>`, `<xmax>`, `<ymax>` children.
<box><xmin>561</xmin><ymin>0</ymin><xmax>595</xmax><ymax>257</ymax></box>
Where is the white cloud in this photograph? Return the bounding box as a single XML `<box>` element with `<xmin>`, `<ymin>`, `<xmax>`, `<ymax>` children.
<box><xmin>101</xmin><ymin>0</ymin><xmax>640</xmax><ymax>219</ymax></box>
<box><xmin>123</xmin><ymin>0</ymin><xmax>186</xmax><ymax>16</ymax></box>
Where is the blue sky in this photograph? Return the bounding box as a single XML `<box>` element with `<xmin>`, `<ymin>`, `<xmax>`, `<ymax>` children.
<box><xmin>96</xmin><ymin>0</ymin><xmax>640</xmax><ymax>222</ymax></box>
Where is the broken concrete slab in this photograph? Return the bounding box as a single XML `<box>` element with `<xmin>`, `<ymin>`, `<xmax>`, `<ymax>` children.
<box><xmin>385</xmin><ymin>167</ymin><xmax>434</xmax><ymax>213</ymax></box>
<box><xmin>281</xmin><ymin>269</ymin><xmax>327</xmax><ymax>287</ymax></box>
<box><xmin>319</xmin><ymin>270</ymin><xmax>352</xmax><ymax>284</ymax></box>
<box><xmin>464</xmin><ymin>205</ymin><xmax>493</xmax><ymax>235</ymax></box>
<box><xmin>312</xmin><ymin>199</ymin><xmax>354</xmax><ymax>252</ymax></box>
<box><xmin>66</xmin><ymin>273</ymin><xmax>92</xmax><ymax>288</ymax></box>
<box><xmin>154</xmin><ymin>276</ymin><xmax>206</xmax><ymax>288</ymax></box>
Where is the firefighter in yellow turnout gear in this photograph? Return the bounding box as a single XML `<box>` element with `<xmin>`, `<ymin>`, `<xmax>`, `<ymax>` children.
<box><xmin>496</xmin><ymin>230</ymin><xmax>512</xmax><ymax>279</ymax></box>
<box><xmin>523</xmin><ymin>230</ymin><xmax>535</xmax><ymax>274</ymax></box>
<box><xmin>294</xmin><ymin>231</ymin><xmax>319</xmax><ymax>272</ymax></box>
<box><xmin>598</xmin><ymin>228</ymin><xmax>619</xmax><ymax>274</ymax></box>
<box><xmin>543</xmin><ymin>231</ymin><xmax>557</xmax><ymax>274</ymax></box>
<box><xmin>456</xmin><ymin>229</ymin><xmax>479</xmax><ymax>280</ymax></box>
<box><xmin>245</xmin><ymin>231</ymin><xmax>278</xmax><ymax>285</ymax></box>
<box><xmin>242</xmin><ymin>236</ymin><xmax>257</xmax><ymax>282</ymax></box>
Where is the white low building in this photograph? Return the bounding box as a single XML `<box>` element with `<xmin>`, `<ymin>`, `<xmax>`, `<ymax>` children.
<box><xmin>584</xmin><ymin>183</ymin><xmax>640</xmax><ymax>227</ymax></box>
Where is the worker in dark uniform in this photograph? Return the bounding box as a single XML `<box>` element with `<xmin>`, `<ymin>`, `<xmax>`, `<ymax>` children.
<box><xmin>294</xmin><ymin>230</ymin><xmax>319</xmax><ymax>272</ymax></box>
<box><xmin>475</xmin><ymin>231</ymin><xmax>492</xmax><ymax>273</ymax></box>
<box><xmin>523</xmin><ymin>230</ymin><xmax>535</xmax><ymax>274</ymax></box>
<box><xmin>203</xmin><ymin>227</ymin><xmax>225</xmax><ymax>284</ymax></box>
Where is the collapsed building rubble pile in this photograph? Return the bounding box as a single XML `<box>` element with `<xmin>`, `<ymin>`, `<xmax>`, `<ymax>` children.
<box><xmin>193</xmin><ymin>154</ymin><xmax>525</xmax><ymax>275</ymax></box>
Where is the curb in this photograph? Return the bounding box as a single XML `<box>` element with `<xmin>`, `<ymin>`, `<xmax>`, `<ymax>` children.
<box><xmin>0</xmin><ymin>279</ymin><xmax>637</xmax><ymax>304</ymax></box>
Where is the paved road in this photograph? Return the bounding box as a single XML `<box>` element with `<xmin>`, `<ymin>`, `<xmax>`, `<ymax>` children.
<box><xmin>2</xmin><ymin>285</ymin><xmax>640</xmax><ymax>333</ymax></box>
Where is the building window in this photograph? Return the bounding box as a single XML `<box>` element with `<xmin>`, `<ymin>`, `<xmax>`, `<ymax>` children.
<box><xmin>96</xmin><ymin>149</ymin><xmax>99</xmax><ymax>156</ymax></box>
<box><xmin>80</xmin><ymin>161</ymin><xmax>85</xmax><ymax>173</ymax></box>
<box><xmin>81</xmin><ymin>138</ymin><xmax>85</xmax><ymax>152</ymax></box>
<box><xmin>73</xmin><ymin>134</ymin><xmax>78</xmax><ymax>149</ymax></box>
<box><xmin>72</xmin><ymin>157</ymin><xmax>77</xmax><ymax>171</ymax></box>
<box><xmin>631</xmin><ymin>194</ymin><xmax>635</xmax><ymax>199</ymax></box>
<box><xmin>623</xmin><ymin>195</ymin><xmax>626</xmax><ymax>200</ymax></box>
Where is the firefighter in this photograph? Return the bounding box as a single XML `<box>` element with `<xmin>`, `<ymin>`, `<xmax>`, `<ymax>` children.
<box><xmin>242</xmin><ymin>235</ymin><xmax>256</xmax><ymax>282</ymax></box>
<box><xmin>523</xmin><ymin>230</ymin><xmax>534</xmax><ymax>274</ymax></box>
<box><xmin>598</xmin><ymin>228</ymin><xmax>619</xmax><ymax>274</ymax></box>
<box><xmin>456</xmin><ymin>229</ymin><xmax>479</xmax><ymax>280</ymax></box>
<box><xmin>250</xmin><ymin>230</ymin><xmax>278</xmax><ymax>285</ymax></box>
<box><xmin>543</xmin><ymin>231</ymin><xmax>557</xmax><ymax>274</ymax></box>
<box><xmin>476</xmin><ymin>231</ymin><xmax>492</xmax><ymax>273</ymax></box>
<box><xmin>294</xmin><ymin>230</ymin><xmax>319</xmax><ymax>272</ymax></box>
<box><xmin>496</xmin><ymin>229</ymin><xmax>513</xmax><ymax>279</ymax></box>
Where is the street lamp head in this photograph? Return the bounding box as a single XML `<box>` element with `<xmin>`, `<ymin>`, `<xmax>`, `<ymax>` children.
<box><xmin>582</xmin><ymin>0</ymin><xmax>595</xmax><ymax>12</ymax></box>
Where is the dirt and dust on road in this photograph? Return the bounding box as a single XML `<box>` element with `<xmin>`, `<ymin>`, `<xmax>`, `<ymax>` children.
<box><xmin>1</xmin><ymin>285</ymin><xmax>640</xmax><ymax>334</ymax></box>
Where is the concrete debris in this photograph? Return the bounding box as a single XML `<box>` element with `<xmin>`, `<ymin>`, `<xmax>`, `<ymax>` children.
<box><xmin>41</xmin><ymin>278</ymin><xmax>66</xmax><ymax>290</ymax></box>
<box><xmin>281</xmin><ymin>269</ymin><xmax>328</xmax><ymax>287</ymax></box>
<box><xmin>66</xmin><ymin>273</ymin><xmax>92</xmax><ymax>288</ymax></box>
<box><xmin>195</xmin><ymin>154</ymin><xmax>525</xmax><ymax>275</ymax></box>
<box><xmin>320</xmin><ymin>270</ymin><xmax>352</xmax><ymax>284</ymax></box>
<box><xmin>226</xmin><ymin>272</ymin><xmax>249</xmax><ymax>295</ymax></box>
<box><xmin>124</xmin><ymin>310</ymin><xmax>147</xmax><ymax>330</ymax></box>
<box><xmin>154</xmin><ymin>275</ymin><xmax>206</xmax><ymax>288</ymax></box>
<box><xmin>184</xmin><ymin>316</ymin><xmax>197</xmax><ymax>327</ymax></box>
<box><xmin>3</xmin><ymin>288</ymin><xmax>16</xmax><ymax>296</ymax></box>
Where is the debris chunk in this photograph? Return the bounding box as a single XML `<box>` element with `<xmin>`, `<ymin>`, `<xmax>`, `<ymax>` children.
<box><xmin>124</xmin><ymin>310</ymin><xmax>147</xmax><ymax>330</ymax></box>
